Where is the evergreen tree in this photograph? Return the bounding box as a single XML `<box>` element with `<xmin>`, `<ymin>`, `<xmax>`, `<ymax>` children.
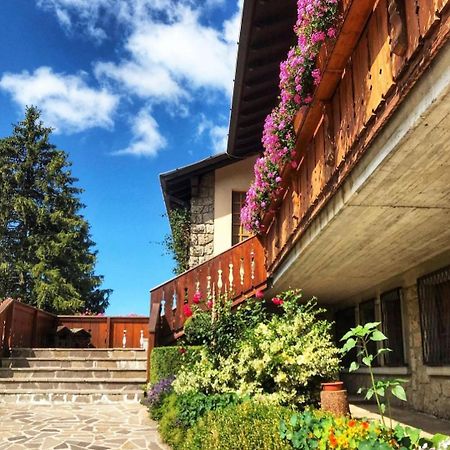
<box><xmin>0</xmin><ymin>106</ymin><xmax>111</xmax><ymax>313</ymax></box>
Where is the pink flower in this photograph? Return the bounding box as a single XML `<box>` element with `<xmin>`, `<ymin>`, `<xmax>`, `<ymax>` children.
<box><xmin>183</xmin><ymin>304</ymin><xmax>193</xmax><ymax>318</ymax></box>
<box><xmin>206</xmin><ymin>300</ymin><xmax>213</xmax><ymax>309</ymax></box>
<box><xmin>193</xmin><ymin>292</ymin><xmax>202</xmax><ymax>304</ymax></box>
<box><xmin>255</xmin><ymin>290</ymin><xmax>264</xmax><ymax>299</ymax></box>
<box><xmin>272</xmin><ymin>297</ymin><xmax>284</xmax><ymax>306</ymax></box>
<box><xmin>178</xmin><ymin>347</ymin><xmax>186</xmax><ymax>355</ymax></box>
<box><xmin>291</xmin><ymin>160</ymin><xmax>298</xmax><ymax>169</ymax></box>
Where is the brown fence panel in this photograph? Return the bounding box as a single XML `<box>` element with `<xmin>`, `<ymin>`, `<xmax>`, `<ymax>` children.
<box><xmin>57</xmin><ymin>316</ymin><xmax>150</xmax><ymax>348</ymax></box>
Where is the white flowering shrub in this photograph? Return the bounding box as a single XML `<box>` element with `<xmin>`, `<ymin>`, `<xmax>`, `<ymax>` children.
<box><xmin>174</xmin><ymin>290</ymin><xmax>340</xmax><ymax>407</ymax></box>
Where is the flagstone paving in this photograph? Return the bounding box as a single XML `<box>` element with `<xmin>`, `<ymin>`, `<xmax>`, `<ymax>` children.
<box><xmin>0</xmin><ymin>402</ymin><xmax>169</xmax><ymax>449</ymax></box>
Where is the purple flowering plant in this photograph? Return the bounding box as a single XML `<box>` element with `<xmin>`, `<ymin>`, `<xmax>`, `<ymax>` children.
<box><xmin>241</xmin><ymin>0</ymin><xmax>339</xmax><ymax>233</ymax></box>
<box><xmin>143</xmin><ymin>375</ymin><xmax>175</xmax><ymax>416</ymax></box>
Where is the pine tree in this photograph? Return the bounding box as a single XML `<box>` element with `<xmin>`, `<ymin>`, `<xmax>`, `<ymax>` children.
<box><xmin>0</xmin><ymin>106</ymin><xmax>111</xmax><ymax>313</ymax></box>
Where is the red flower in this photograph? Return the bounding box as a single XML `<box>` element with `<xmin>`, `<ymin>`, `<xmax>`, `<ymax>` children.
<box><xmin>255</xmin><ymin>290</ymin><xmax>264</xmax><ymax>299</ymax></box>
<box><xmin>348</xmin><ymin>420</ymin><xmax>356</xmax><ymax>428</ymax></box>
<box><xmin>183</xmin><ymin>304</ymin><xmax>193</xmax><ymax>318</ymax></box>
<box><xmin>361</xmin><ymin>421</ymin><xmax>369</xmax><ymax>430</ymax></box>
<box><xmin>193</xmin><ymin>292</ymin><xmax>202</xmax><ymax>304</ymax></box>
<box><xmin>272</xmin><ymin>297</ymin><xmax>284</xmax><ymax>306</ymax></box>
<box><xmin>206</xmin><ymin>300</ymin><xmax>213</xmax><ymax>309</ymax></box>
<box><xmin>178</xmin><ymin>347</ymin><xmax>186</xmax><ymax>355</ymax></box>
<box><xmin>329</xmin><ymin>433</ymin><xmax>338</xmax><ymax>448</ymax></box>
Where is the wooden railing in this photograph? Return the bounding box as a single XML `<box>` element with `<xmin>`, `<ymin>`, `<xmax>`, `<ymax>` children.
<box><xmin>57</xmin><ymin>316</ymin><xmax>150</xmax><ymax>348</ymax></box>
<box><xmin>262</xmin><ymin>0</ymin><xmax>449</xmax><ymax>273</ymax></box>
<box><xmin>0</xmin><ymin>299</ymin><xmax>57</xmax><ymax>356</ymax></box>
<box><xmin>150</xmin><ymin>236</ymin><xmax>267</xmax><ymax>346</ymax></box>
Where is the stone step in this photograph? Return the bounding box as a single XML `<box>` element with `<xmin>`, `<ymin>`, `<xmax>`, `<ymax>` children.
<box><xmin>1</xmin><ymin>357</ymin><xmax>147</xmax><ymax>369</ymax></box>
<box><xmin>0</xmin><ymin>378</ymin><xmax>146</xmax><ymax>391</ymax></box>
<box><xmin>0</xmin><ymin>368</ymin><xmax>145</xmax><ymax>379</ymax></box>
<box><xmin>0</xmin><ymin>389</ymin><xmax>144</xmax><ymax>404</ymax></box>
<box><xmin>10</xmin><ymin>348</ymin><xmax>146</xmax><ymax>359</ymax></box>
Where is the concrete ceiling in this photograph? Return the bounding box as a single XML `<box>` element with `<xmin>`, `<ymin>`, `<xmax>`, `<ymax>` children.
<box><xmin>270</xmin><ymin>44</ymin><xmax>450</xmax><ymax>305</ymax></box>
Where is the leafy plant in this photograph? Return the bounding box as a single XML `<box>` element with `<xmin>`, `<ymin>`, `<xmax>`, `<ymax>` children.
<box><xmin>340</xmin><ymin>322</ymin><xmax>407</xmax><ymax>427</ymax></box>
<box><xmin>176</xmin><ymin>391</ymin><xmax>242</xmax><ymax>428</ymax></box>
<box><xmin>149</xmin><ymin>345</ymin><xmax>201</xmax><ymax>384</ymax></box>
<box><xmin>163</xmin><ymin>207</ymin><xmax>191</xmax><ymax>275</ymax></box>
<box><xmin>182</xmin><ymin>399</ymin><xmax>292</xmax><ymax>450</ymax></box>
<box><xmin>142</xmin><ymin>375</ymin><xmax>175</xmax><ymax>420</ymax></box>
<box><xmin>183</xmin><ymin>310</ymin><xmax>212</xmax><ymax>346</ymax></box>
<box><xmin>174</xmin><ymin>290</ymin><xmax>340</xmax><ymax>407</ymax></box>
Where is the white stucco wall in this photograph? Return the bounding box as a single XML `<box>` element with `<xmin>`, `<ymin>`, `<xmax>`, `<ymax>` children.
<box><xmin>213</xmin><ymin>156</ymin><xmax>257</xmax><ymax>255</ymax></box>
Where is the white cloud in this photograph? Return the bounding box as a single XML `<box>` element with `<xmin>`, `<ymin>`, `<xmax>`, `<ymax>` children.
<box><xmin>197</xmin><ymin>114</ymin><xmax>228</xmax><ymax>154</ymax></box>
<box><xmin>0</xmin><ymin>67</ymin><xmax>119</xmax><ymax>133</ymax></box>
<box><xmin>94</xmin><ymin>61</ymin><xmax>183</xmax><ymax>102</ymax></box>
<box><xmin>95</xmin><ymin>4</ymin><xmax>241</xmax><ymax>101</ymax></box>
<box><xmin>114</xmin><ymin>109</ymin><xmax>166</xmax><ymax>157</ymax></box>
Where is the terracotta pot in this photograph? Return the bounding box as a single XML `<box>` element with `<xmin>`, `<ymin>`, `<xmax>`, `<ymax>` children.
<box><xmin>321</xmin><ymin>381</ymin><xmax>344</xmax><ymax>392</ymax></box>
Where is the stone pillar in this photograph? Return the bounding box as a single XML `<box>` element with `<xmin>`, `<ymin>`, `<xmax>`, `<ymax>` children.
<box><xmin>189</xmin><ymin>172</ymin><xmax>214</xmax><ymax>268</ymax></box>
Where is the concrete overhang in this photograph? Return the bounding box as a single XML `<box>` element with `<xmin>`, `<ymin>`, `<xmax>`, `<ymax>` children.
<box><xmin>270</xmin><ymin>42</ymin><xmax>450</xmax><ymax>305</ymax></box>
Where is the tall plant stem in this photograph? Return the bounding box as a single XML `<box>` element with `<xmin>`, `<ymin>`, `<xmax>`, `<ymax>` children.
<box><xmin>362</xmin><ymin>340</ymin><xmax>386</xmax><ymax>427</ymax></box>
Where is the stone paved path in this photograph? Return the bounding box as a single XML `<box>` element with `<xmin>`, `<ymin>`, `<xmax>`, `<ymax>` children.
<box><xmin>0</xmin><ymin>403</ymin><xmax>170</xmax><ymax>449</ymax></box>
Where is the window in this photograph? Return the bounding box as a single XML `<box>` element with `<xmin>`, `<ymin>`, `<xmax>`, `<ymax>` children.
<box><xmin>232</xmin><ymin>191</ymin><xmax>251</xmax><ymax>245</ymax></box>
<box><xmin>418</xmin><ymin>266</ymin><xmax>450</xmax><ymax>366</ymax></box>
<box><xmin>359</xmin><ymin>299</ymin><xmax>379</xmax><ymax>366</ymax></box>
<box><xmin>380</xmin><ymin>289</ymin><xmax>405</xmax><ymax>366</ymax></box>
<box><xmin>335</xmin><ymin>307</ymin><xmax>356</xmax><ymax>368</ymax></box>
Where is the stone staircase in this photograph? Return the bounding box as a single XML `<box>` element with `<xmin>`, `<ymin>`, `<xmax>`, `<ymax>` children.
<box><xmin>0</xmin><ymin>348</ymin><xmax>147</xmax><ymax>404</ymax></box>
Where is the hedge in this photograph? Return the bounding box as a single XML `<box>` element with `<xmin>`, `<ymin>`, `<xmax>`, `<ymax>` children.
<box><xmin>181</xmin><ymin>400</ymin><xmax>293</xmax><ymax>450</ymax></box>
<box><xmin>149</xmin><ymin>345</ymin><xmax>201</xmax><ymax>385</ymax></box>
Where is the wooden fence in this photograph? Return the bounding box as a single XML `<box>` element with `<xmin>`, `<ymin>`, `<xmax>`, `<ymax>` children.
<box><xmin>57</xmin><ymin>316</ymin><xmax>150</xmax><ymax>348</ymax></box>
<box><xmin>0</xmin><ymin>299</ymin><xmax>57</xmax><ymax>355</ymax></box>
<box><xmin>262</xmin><ymin>0</ymin><xmax>449</xmax><ymax>273</ymax></box>
<box><xmin>150</xmin><ymin>236</ymin><xmax>267</xmax><ymax>346</ymax></box>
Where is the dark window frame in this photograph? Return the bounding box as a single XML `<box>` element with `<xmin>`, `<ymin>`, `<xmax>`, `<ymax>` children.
<box><xmin>231</xmin><ymin>191</ymin><xmax>251</xmax><ymax>245</ymax></box>
<box><xmin>380</xmin><ymin>288</ymin><xmax>405</xmax><ymax>367</ymax></box>
<box><xmin>418</xmin><ymin>266</ymin><xmax>450</xmax><ymax>366</ymax></box>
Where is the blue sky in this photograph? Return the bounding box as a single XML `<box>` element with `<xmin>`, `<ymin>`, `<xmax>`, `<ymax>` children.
<box><xmin>0</xmin><ymin>0</ymin><xmax>242</xmax><ymax>315</ymax></box>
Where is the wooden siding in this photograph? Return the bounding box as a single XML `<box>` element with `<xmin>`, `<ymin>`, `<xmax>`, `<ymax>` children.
<box><xmin>263</xmin><ymin>0</ymin><xmax>449</xmax><ymax>273</ymax></box>
<box><xmin>57</xmin><ymin>316</ymin><xmax>150</xmax><ymax>348</ymax></box>
<box><xmin>150</xmin><ymin>236</ymin><xmax>266</xmax><ymax>346</ymax></box>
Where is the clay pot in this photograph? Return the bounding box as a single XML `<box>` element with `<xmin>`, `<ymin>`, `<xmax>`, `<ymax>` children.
<box><xmin>321</xmin><ymin>381</ymin><xmax>344</xmax><ymax>392</ymax></box>
<box><xmin>320</xmin><ymin>381</ymin><xmax>350</xmax><ymax>416</ymax></box>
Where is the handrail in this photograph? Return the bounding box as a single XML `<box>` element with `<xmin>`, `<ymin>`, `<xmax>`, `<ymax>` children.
<box><xmin>150</xmin><ymin>236</ymin><xmax>267</xmax><ymax>345</ymax></box>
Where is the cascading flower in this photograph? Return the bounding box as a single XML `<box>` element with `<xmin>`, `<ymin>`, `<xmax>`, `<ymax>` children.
<box><xmin>241</xmin><ymin>0</ymin><xmax>339</xmax><ymax>234</ymax></box>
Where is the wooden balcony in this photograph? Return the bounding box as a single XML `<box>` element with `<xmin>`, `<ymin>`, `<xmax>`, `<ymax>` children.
<box><xmin>149</xmin><ymin>236</ymin><xmax>266</xmax><ymax>348</ymax></box>
<box><xmin>262</xmin><ymin>0</ymin><xmax>449</xmax><ymax>275</ymax></box>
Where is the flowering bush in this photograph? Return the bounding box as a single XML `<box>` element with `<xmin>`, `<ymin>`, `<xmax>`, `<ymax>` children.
<box><xmin>241</xmin><ymin>0</ymin><xmax>339</xmax><ymax>233</ymax></box>
<box><xmin>281</xmin><ymin>409</ymin><xmax>450</xmax><ymax>450</ymax></box>
<box><xmin>174</xmin><ymin>290</ymin><xmax>340</xmax><ymax>406</ymax></box>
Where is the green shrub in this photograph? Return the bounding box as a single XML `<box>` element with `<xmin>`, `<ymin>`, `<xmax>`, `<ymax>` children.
<box><xmin>176</xmin><ymin>391</ymin><xmax>242</xmax><ymax>428</ymax></box>
<box><xmin>183</xmin><ymin>311</ymin><xmax>212</xmax><ymax>346</ymax></box>
<box><xmin>182</xmin><ymin>399</ymin><xmax>292</xmax><ymax>450</ymax></box>
<box><xmin>158</xmin><ymin>392</ymin><xmax>186</xmax><ymax>450</ymax></box>
<box><xmin>149</xmin><ymin>345</ymin><xmax>201</xmax><ymax>385</ymax></box>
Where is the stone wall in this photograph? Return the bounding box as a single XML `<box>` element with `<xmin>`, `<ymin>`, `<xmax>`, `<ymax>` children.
<box><xmin>342</xmin><ymin>284</ymin><xmax>450</xmax><ymax>420</ymax></box>
<box><xmin>189</xmin><ymin>172</ymin><xmax>214</xmax><ymax>268</ymax></box>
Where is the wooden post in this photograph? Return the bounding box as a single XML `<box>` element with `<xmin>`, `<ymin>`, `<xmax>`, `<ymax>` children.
<box><xmin>31</xmin><ymin>309</ymin><xmax>38</xmax><ymax>347</ymax></box>
<box><xmin>106</xmin><ymin>317</ymin><xmax>111</xmax><ymax>348</ymax></box>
